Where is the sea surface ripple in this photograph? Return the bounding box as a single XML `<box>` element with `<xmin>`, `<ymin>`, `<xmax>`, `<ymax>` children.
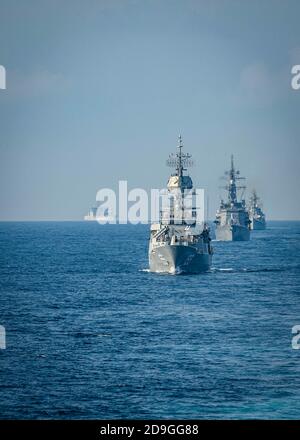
<box><xmin>0</xmin><ymin>221</ymin><xmax>299</xmax><ymax>419</ymax></box>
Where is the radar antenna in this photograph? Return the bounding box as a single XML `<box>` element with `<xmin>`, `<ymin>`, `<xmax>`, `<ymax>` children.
<box><xmin>166</xmin><ymin>135</ymin><xmax>194</xmax><ymax>176</ymax></box>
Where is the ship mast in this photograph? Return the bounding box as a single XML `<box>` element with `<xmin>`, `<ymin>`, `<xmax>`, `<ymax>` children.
<box><xmin>221</xmin><ymin>155</ymin><xmax>246</xmax><ymax>205</ymax></box>
<box><xmin>251</xmin><ymin>189</ymin><xmax>258</xmax><ymax>207</ymax></box>
<box><xmin>166</xmin><ymin>135</ymin><xmax>193</xmax><ymax>177</ymax></box>
<box><xmin>177</xmin><ymin>134</ymin><xmax>183</xmax><ymax>177</ymax></box>
<box><xmin>228</xmin><ymin>154</ymin><xmax>237</xmax><ymax>204</ymax></box>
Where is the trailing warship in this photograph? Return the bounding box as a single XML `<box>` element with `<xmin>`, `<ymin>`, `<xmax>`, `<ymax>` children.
<box><xmin>148</xmin><ymin>136</ymin><xmax>213</xmax><ymax>274</ymax></box>
<box><xmin>248</xmin><ymin>190</ymin><xmax>266</xmax><ymax>230</ymax></box>
<box><xmin>84</xmin><ymin>206</ymin><xmax>114</xmax><ymax>222</ymax></box>
<box><xmin>84</xmin><ymin>206</ymin><xmax>98</xmax><ymax>221</ymax></box>
<box><xmin>214</xmin><ymin>155</ymin><xmax>251</xmax><ymax>241</ymax></box>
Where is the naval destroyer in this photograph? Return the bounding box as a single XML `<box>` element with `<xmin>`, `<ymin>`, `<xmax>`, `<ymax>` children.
<box><xmin>214</xmin><ymin>155</ymin><xmax>251</xmax><ymax>241</ymax></box>
<box><xmin>148</xmin><ymin>136</ymin><xmax>213</xmax><ymax>274</ymax></box>
<box><xmin>248</xmin><ymin>190</ymin><xmax>266</xmax><ymax>230</ymax></box>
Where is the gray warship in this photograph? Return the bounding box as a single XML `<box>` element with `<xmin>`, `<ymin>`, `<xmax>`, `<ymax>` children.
<box><xmin>214</xmin><ymin>155</ymin><xmax>251</xmax><ymax>241</ymax></box>
<box><xmin>148</xmin><ymin>136</ymin><xmax>213</xmax><ymax>274</ymax></box>
<box><xmin>248</xmin><ymin>190</ymin><xmax>266</xmax><ymax>230</ymax></box>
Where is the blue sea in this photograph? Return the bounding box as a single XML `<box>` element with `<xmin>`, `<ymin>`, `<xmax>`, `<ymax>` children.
<box><xmin>0</xmin><ymin>221</ymin><xmax>299</xmax><ymax>419</ymax></box>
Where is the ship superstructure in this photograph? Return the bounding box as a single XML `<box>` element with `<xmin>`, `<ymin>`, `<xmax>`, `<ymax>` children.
<box><xmin>84</xmin><ymin>206</ymin><xmax>98</xmax><ymax>221</ymax></box>
<box><xmin>248</xmin><ymin>190</ymin><xmax>266</xmax><ymax>230</ymax></box>
<box><xmin>148</xmin><ymin>136</ymin><xmax>213</xmax><ymax>274</ymax></box>
<box><xmin>214</xmin><ymin>155</ymin><xmax>251</xmax><ymax>241</ymax></box>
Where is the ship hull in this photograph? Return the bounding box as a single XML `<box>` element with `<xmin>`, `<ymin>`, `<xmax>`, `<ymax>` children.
<box><xmin>149</xmin><ymin>244</ymin><xmax>212</xmax><ymax>274</ymax></box>
<box><xmin>215</xmin><ymin>224</ymin><xmax>250</xmax><ymax>241</ymax></box>
<box><xmin>250</xmin><ymin>219</ymin><xmax>266</xmax><ymax>230</ymax></box>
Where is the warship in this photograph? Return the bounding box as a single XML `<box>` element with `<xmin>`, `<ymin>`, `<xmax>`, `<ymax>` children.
<box><xmin>84</xmin><ymin>206</ymin><xmax>114</xmax><ymax>222</ymax></box>
<box><xmin>248</xmin><ymin>190</ymin><xmax>266</xmax><ymax>230</ymax></box>
<box><xmin>214</xmin><ymin>155</ymin><xmax>251</xmax><ymax>241</ymax></box>
<box><xmin>148</xmin><ymin>136</ymin><xmax>213</xmax><ymax>274</ymax></box>
<box><xmin>84</xmin><ymin>206</ymin><xmax>98</xmax><ymax>221</ymax></box>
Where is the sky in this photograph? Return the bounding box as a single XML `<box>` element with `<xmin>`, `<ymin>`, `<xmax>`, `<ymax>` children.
<box><xmin>0</xmin><ymin>0</ymin><xmax>299</xmax><ymax>220</ymax></box>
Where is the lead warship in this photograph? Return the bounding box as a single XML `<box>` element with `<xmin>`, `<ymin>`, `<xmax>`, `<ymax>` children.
<box><xmin>214</xmin><ymin>155</ymin><xmax>251</xmax><ymax>241</ymax></box>
<box><xmin>248</xmin><ymin>190</ymin><xmax>266</xmax><ymax>230</ymax></box>
<box><xmin>148</xmin><ymin>136</ymin><xmax>213</xmax><ymax>274</ymax></box>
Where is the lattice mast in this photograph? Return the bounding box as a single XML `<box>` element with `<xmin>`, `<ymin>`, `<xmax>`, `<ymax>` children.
<box><xmin>221</xmin><ymin>155</ymin><xmax>246</xmax><ymax>204</ymax></box>
<box><xmin>166</xmin><ymin>135</ymin><xmax>193</xmax><ymax>177</ymax></box>
<box><xmin>250</xmin><ymin>189</ymin><xmax>259</xmax><ymax>208</ymax></box>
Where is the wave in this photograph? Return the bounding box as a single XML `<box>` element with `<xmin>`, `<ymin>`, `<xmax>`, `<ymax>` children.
<box><xmin>139</xmin><ymin>267</ymin><xmax>183</xmax><ymax>275</ymax></box>
<box><xmin>141</xmin><ymin>266</ymin><xmax>299</xmax><ymax>275</ymax></box>
<box><xmin>210</xmin><ymin>266</ymin><xmax>296</xmax><ymax>274</ymax></box>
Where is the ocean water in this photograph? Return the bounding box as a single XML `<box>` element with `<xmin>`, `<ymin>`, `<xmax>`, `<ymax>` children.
<box><xmin>0</xmin><ymin>221</ymin><xmax>299</xmax><ymax>420</ymax></box>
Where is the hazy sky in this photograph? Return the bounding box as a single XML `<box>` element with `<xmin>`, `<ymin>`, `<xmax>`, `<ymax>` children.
<box><xmin>0</xmin><ymin>0</ymin><xmax>299</xmax><ymax>220</ymax></box>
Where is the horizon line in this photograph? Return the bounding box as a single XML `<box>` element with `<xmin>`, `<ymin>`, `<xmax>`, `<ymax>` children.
<box><xmin>0</xmin><ymin>219</ymin><xmax>300</xmax><ymax>223</ymax></box>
